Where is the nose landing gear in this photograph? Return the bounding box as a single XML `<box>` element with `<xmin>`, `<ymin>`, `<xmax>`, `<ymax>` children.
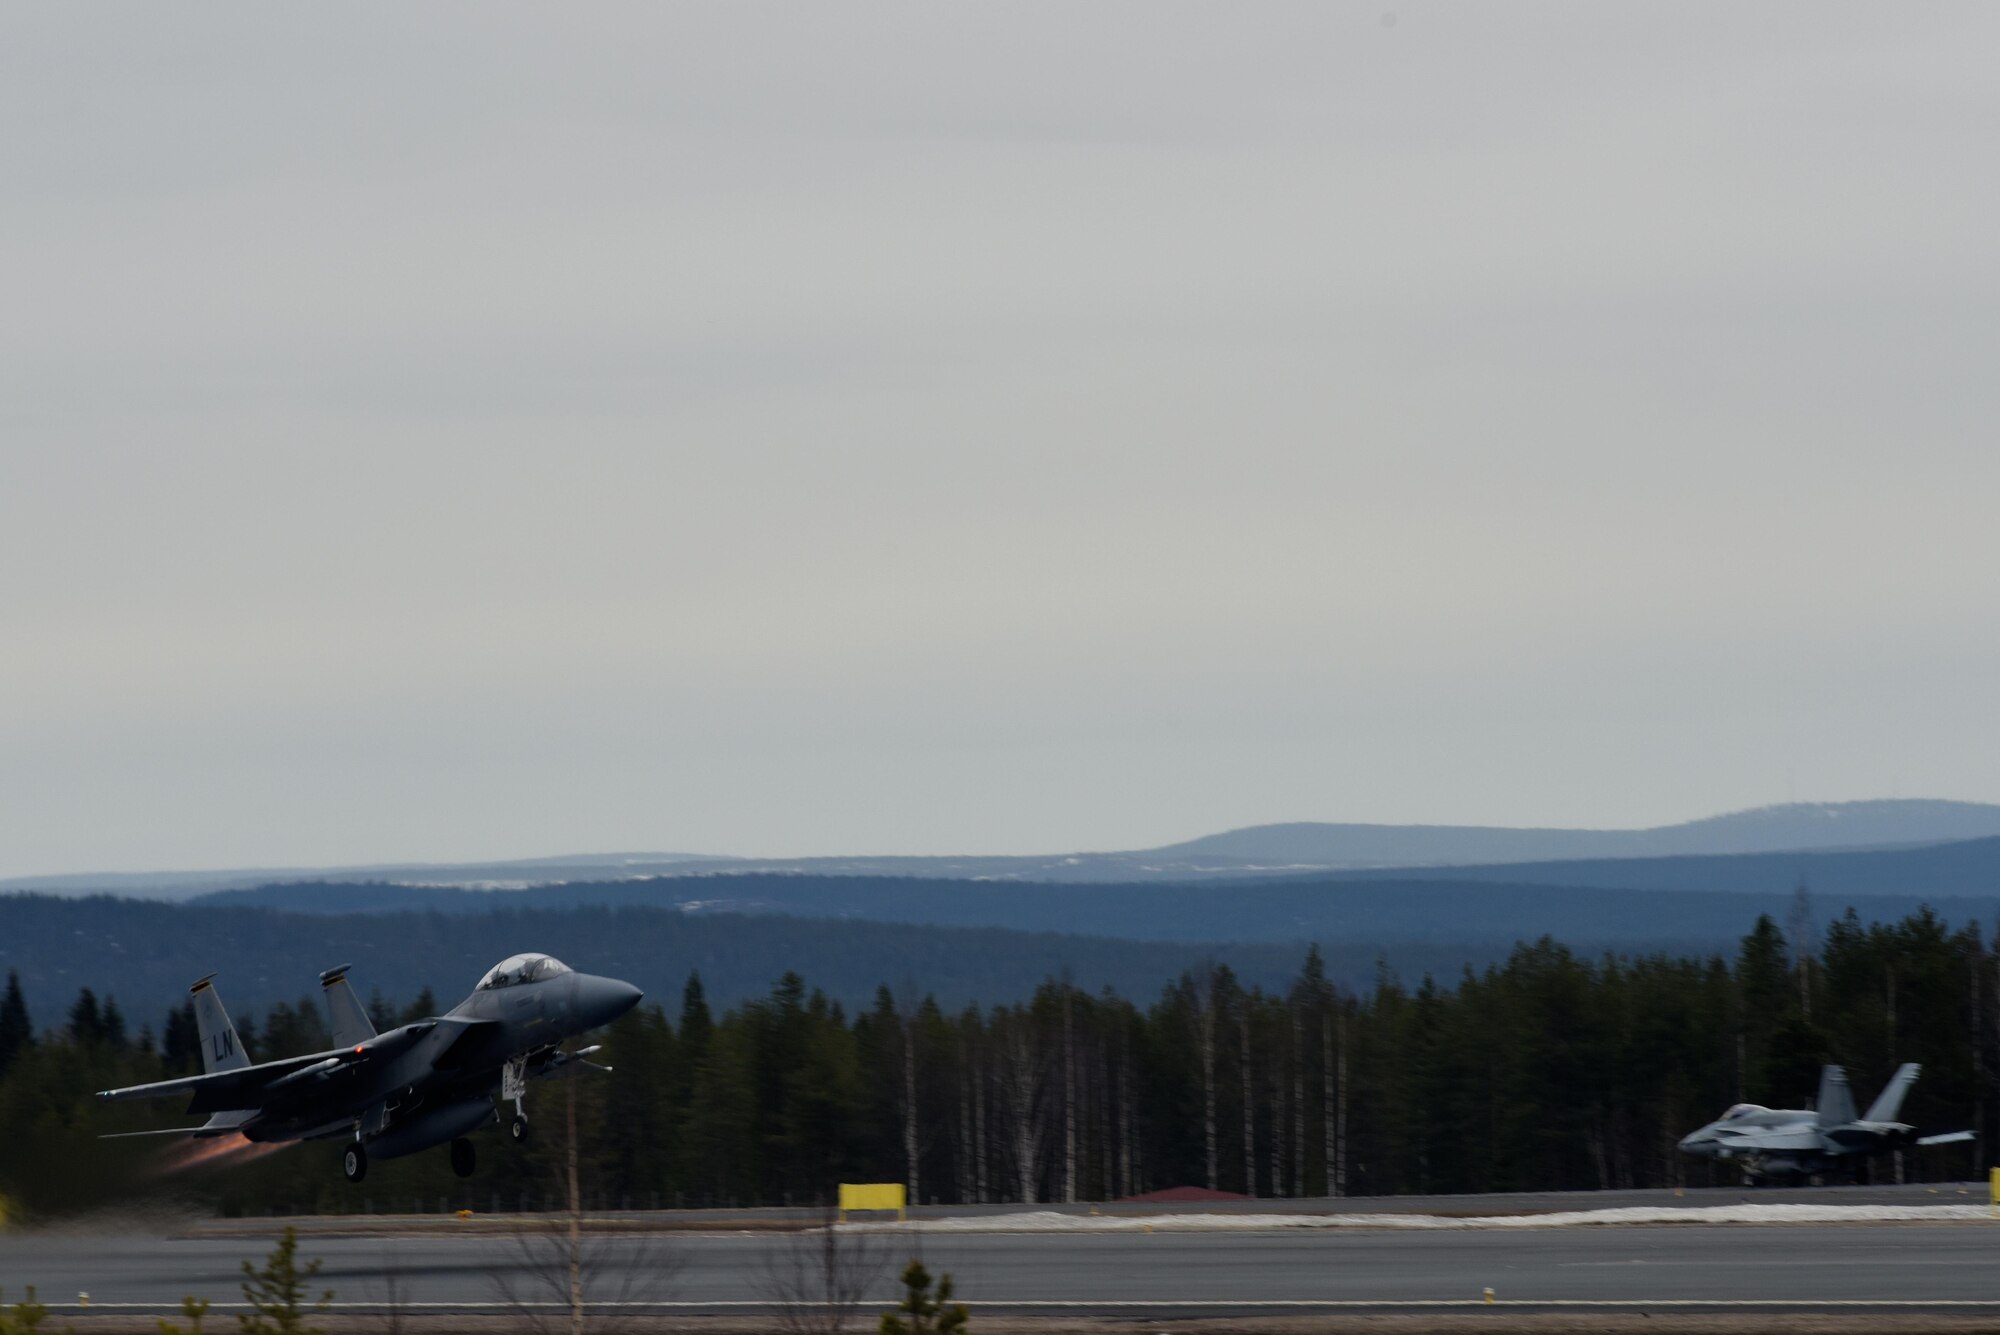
<box><xmin>503</xmin><ymin>1057</ymin><xmax>530</xmax><ymax>1145</ymax></box>
<box><xmin>342</xmin><ymin>1142</ymin><xmax>368</xmax><ymax>1183</ymax></box>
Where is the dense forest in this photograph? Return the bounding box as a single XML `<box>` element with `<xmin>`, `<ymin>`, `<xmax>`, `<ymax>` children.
<box><xmin>0</xmin><ymin>906</ymin><xmax>1991</xmax><ymax>1220</ymax></box>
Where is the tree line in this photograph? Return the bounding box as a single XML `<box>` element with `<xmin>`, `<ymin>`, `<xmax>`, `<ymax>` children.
<box><xmin>0</xmin><ymin>903</ymin><xmax>1992</xmax><ymax>1218</ymax></box>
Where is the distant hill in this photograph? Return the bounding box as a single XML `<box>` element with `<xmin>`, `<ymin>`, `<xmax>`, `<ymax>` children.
<box><xmin>0</xmin><ymin>851</ymin><xmax>728</xmax><ymax>900</ymax></box>
<box><xmin>14</xmin><ymin>800</ymin><xmax>2000</xmax><ymax>898</ymax></box>
<box><xmin>1156</xmin><ymin>800</ymin><xmax>2000</xmax><ymax>867</ymax></box>
<box><xmin>1325</xmin><ymin>834</ymin><xmax>2000</xmax><ymax>898</ymax></box>
<box><xmin>191</xmin><ymin>867</ymin><xmax>1999</xmax><ymax>951</ymax></box>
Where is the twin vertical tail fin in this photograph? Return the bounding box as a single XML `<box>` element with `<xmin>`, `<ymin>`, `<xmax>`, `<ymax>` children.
<box><xmin>1864</xmin><ymin>1062</ymin><xmax>1921</xmax><ymax>1124</ymax></box>
<box><xmin>321</xmin><ymin>964</ymin><xmax>377</xmax><ymax>1049</ymax></box>
<box><xmin>189</xmin><ymin>974</ymin><xmax>249</xmax><ymax>1073</ymax></box>
<box><xmin>1818</xmin><ymin>1061</ymin><xmax>1921</xmax><ymax>1131</ymax></box>
<box><xmin>1815</xmin><ymin>1065</ymin><xmax>1859</xmax><ymax>1127</ymax></box>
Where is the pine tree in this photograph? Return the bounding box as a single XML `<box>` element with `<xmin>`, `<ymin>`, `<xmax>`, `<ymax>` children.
<box><xmin>260</xmin><ymin>998</ymin><xmax>328</xmax><ymax>1059</ymax></box>
<box><xmin>399</xmin><ymin>988</ymin><xmax>437</xmax><ymax>1024</ymax></box>
<box><xmin>0</xmin><ymin>972</ymin><xmax>30</xmax><ymax>1077</ymax></box>
<box><xmin>2</xmin><ymin>1285</ymin><xmax>51</xmax><ymax>1334</ymax></box>
<box><xmin>161</xmin><ymin>1001</ymin><xmax>200</xmax><ymax>1075</ymax></box>
<box><xmin>101</xmin><ymin>997</ymin><xmax>127</xmax><ymax>1049</ymax></box>
<box><xmin>238</xmin><ymin>1226</ymin><xmax>332</xmax><ymax>1335</ymax></box>
<box><xmin>682</xmin><ymin>1021</ymin><xmax>760</xmax><ymax>1205</ymax></box>
<box><xmin>68</xmin><ymin>988</ymin><xmax>104</xmax><ymax>1045</ymax></box>
<box><xmin>235</xmin><ymin>1014</ymin><xmax>262</xmax><ymax>1064</ymax></box>
<box><xmin>679</xmin><ymin>972</ymin><xmax>714</xmax><ymax>1050</ymax></box>
<box><xmin>1736</xmin><ymin>914</ymin><xmax>1794</xmax><ymax>1097</ymax></box>
<box><xmin>157</xmin><ymin>1295</ymin><xmax>212</xmax><ymax>1335</ymax></box>
<box><xmin>878</xmin><ymin>1260</ymin><xmax>967</xmax><ymax>1335</ymax></box>
<box><xmin>596</xmin><ymin>1006</ymin><xmax>677</xmax><ymax>1202</ymax></box>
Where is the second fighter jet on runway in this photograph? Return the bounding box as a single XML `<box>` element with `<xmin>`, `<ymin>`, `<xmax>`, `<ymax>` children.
<box><xmin>97</xmin><ymin>953</ymin><xmax>642</xmax><ymax>1183</ymax></box>
<box><xmin>1678</xmin><ymin>1062</ymin><xmax>1972</xmax><ymax>1181</ymax></box>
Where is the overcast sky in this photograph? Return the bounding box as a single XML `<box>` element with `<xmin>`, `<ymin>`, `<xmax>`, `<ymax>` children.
<box><xmin>4</xmin><ymin>3</ymin><xmax>1998</xmax><ymax>874</ymax></box>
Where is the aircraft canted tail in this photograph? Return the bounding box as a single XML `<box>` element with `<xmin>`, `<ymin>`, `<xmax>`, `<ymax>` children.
<box><xmin>1864</xmin><ymin>1062</ymin><xmax>1921</xmax><ymax>1124</ymax></box>
<box><xmin>189</xmin><ymin>974</ymin><xmax>249</xmax><ymax>1074</ymax></box>
<box><xmin>320</xmin><ymin>964</ymin><xmax>377</xmax><ymax>1049</ymax></box>
<box><xmin>1815</xmin><ymin>1065</ymin><xmax>1858</xmax><ymax>1127</ymax></box>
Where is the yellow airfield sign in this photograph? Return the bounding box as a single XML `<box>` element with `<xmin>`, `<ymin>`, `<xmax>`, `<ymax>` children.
<box><xmin>839</xmin><ymin>1182</ymin><xmax>907</xmax><ymax>1221</ymax></box>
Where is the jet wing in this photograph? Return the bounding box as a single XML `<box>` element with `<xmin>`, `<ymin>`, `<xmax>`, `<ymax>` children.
<box><xmin>97</xmin><ymin>1047</ymin><xmax>364</xmax><ymax>1113</ymax></box>
<box><xmin>1917</xmin><ymin>1130</ymin><xmax>1976</xmax><ymax>1147</ymax></box>
<box><xmin>1715</xmin><ymin>1127</ymin><xmax>1824</xmax><ymax>1153</ymax></box>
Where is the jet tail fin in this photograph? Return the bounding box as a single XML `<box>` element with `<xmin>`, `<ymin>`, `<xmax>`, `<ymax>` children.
<box><xmin>1865</xmin><ymin>1062</ymin><xmax>1921</xmax><ymax>1123</ymax></box>
<box><xmin>189</xmin><ymin>975</ymin><xmax>249</xmax><ymax>1073</ymax></box>
<box><xmin>319</xmin><ymin>964</ymin><xmax>377</xmax><ymax>1049</ymax></box>
<box><xmin>1816</xmin><ymin>1064</ymin><xmax>1858</xmax><ymax>1126</ymax></box>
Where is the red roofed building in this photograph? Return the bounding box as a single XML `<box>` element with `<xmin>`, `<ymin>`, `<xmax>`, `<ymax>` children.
<box><xmin>1117</xmin><ymin>1185</ymin><xmax>1253</xmax><ymax>1203</ymax></box>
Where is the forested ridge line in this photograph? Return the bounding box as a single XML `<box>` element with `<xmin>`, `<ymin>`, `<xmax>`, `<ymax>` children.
<box><xmin>0</xmin><ymin>905</ymin><xmax>1990</xmax><ymax>1218</ymax></box>
<box><xmin>188</xmin><ymin>859</ymin><xmax>2000</xmax><ymax>935</ymax></box>
<box><xmin>10</xmin><ymin>881</ymin><xmax>1992</xmax><ymax>1028</ymax></box>
<box><xmin>0</xmin><ymin>887</ymin><xmax>1748</xmax><ymax>1024</ymax></box>
<box><xmin>0</xmin><ymin>892</ymin><xmax>1321</xmax><ymax>1022</ymax></box>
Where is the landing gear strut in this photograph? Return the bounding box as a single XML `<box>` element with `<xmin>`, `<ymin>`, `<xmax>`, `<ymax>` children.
<box><xmin>504</xmin><ymin>1057</ymin><xmax>530</xmax><ymax>1145</ymax></box>
<box><xmin>450</xmin><ymin>1136</ymin><xmax>476</xmax><ymax>1178</ymax></box>
<box><xmin>342</xmin><ymin>1142</ymin><xmax>368</xmax><ymax>1183</ymax></box>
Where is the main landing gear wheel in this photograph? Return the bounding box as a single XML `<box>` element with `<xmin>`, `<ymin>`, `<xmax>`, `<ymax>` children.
<box><xmin>450</xmin><ymin>1136</ymin><xmax>476</xmax><ymax>1178</ymax></box>
<box><xmin>342</xmin><ymin>1142</ymin><xmax>368</xmax><ymax>1184</ymax></box>
<box><xmin>509</xmin><ymin>1115</ymin><xmax>530</xmax><ymax>1146</ymax></box>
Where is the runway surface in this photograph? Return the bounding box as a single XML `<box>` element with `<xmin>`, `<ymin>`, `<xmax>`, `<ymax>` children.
<box><xmin>9</xmin><ymin>1189</ymin><xmax>2000</xmax><ymax>1316</ymax></box>
<box><xmin>273</xmin><ymin>1179</ymin><xmax>2000</xmax><ymax>1224</ymax></box>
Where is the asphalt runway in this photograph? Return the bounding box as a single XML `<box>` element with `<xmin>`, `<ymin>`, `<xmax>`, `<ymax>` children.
<box><xmin>10</xmin><ymin>1194</ymin><xmax>2000</xmax><ymax>1317</ymax></box>
<box><xmin>221</xmin><ymin>1178</ymin><xmax>2000</xmax><ymax>1230</ymax></box>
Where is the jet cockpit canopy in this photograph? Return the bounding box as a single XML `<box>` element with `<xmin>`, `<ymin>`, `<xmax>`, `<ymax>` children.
<box><xmin>1721</xmin><ymin>1103</ymin><xmax>1769</xmax><ymax>1120</ymax></box>
<box><xmin>477</xmin><ymin>954</ymin><xmax>574</xmax><ymax>990</ymax></box>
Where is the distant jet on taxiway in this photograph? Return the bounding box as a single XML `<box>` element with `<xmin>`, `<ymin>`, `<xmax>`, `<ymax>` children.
<box><xmin>98</xmin><ymin>954</ymin><xmax>642</xmax><ymax>1182</ymax></box>
<box><xmin>1678</xmin><ymin>1062</ymin><xmax>1972</xmax><ymax>1182</ymax></box>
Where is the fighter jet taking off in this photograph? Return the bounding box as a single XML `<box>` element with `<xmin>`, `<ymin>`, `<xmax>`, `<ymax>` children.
<box><xmin>97</xmin><ymin>954</ymin><xmax>642</xmax><ymax>1182</ymax></box>
<box><xmin>1678</xmin><ymin>1062</ymin><xmax>1972</xmax><ymax>1182</ymax></box>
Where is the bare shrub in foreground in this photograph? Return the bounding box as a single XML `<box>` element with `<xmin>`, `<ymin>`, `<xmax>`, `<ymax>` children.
<box><xmin>759</xmin><ymin>1206</ymin><xmax>893</xmax><ymax>1335</ymax></box>
<box><xmin>486</xmin><ymin>1066</ymin><xmax>680</xmax><ymax>1335</ymax></box>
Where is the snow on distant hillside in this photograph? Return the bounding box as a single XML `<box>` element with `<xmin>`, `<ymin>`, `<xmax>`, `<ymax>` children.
<box><xmin>1154</xmin><ymin>800</ymin><xmax>2000</xmax><ymax>868</ymax></box>
<box><xmin>10</xmin><ymin>800</ymin><xmax>2000</xmax><ymax>899</ymax></box>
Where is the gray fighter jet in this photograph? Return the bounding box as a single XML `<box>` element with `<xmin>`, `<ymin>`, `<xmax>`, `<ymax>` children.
<box><xmin>97</xmin><ymin>954</ymin><xmax>642</xmax><ymax>1182</ymax></box>
<box><xmin>1678</xmin><ymin>1062</ymin><xmax>1973</xmax><ymax>1181</ymax></box>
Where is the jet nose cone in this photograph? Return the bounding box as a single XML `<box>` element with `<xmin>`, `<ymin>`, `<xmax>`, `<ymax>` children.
<box><xmin>577</xmin><ymin>975</ymin><xmax>643</xmax><ymax>1030</ymax></box>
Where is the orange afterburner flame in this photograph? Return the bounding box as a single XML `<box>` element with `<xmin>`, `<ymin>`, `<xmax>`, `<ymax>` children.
<box><xmin>152</xmin><ymin>1133</ymin><xmax>290</xmax><ymax>1177</ymax></box>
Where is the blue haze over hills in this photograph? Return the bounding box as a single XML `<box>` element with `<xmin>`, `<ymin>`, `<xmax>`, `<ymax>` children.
<box><xmin>7</xmin><ymin>800</ymin><xmax>2000</xmax><ymax>1028</ymax></box>
<box><xmin>1156</xmin><ymin>799</ymin><xmax>2000</xmax><ymax>865</ymax></box>
<box><xmin>0</xmin><ymin>884</ymin><xmax>1989</xmax><ymax>1035</ymax></box>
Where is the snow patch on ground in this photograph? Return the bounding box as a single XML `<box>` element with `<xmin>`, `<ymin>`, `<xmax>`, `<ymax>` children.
<box><xmin>848</xmin><ymin>1203</ymin><xmax>1994</xmax><ymax>1232</ymax></box>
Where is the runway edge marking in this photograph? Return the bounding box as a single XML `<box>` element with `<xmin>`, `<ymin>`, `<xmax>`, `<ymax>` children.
<box><xmin>47</xmin><ymin>1299</ymin><xmax>2000</xmax><ymax>1312</ymax></box>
